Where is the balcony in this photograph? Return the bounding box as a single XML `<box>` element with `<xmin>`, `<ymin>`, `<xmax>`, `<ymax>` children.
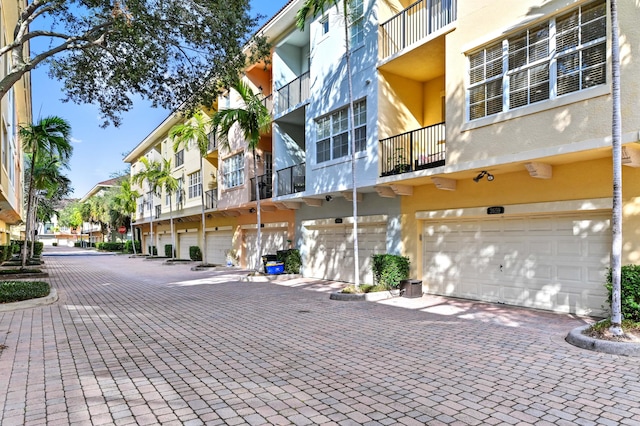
<box><xmin>250</xmin><ymin>173</ymin><xmax>273</xmax><ymax>201</ymax></box>
<box><xmin>261</xmin><ymin>94</ymin><xmax>273</xmax><ymax>113</ymax></box>
<box><xmin>277</xmin><ymin>163</ymin><xmax>305</xmax><ymax>196</ymax></box>
<box><xmin>276</xmin><ymin>71</ymin><xmax>310</xmax><ymax>114</ymax></box>
<box><xmin>207</xmin><ymin>131</ymin><xmax>217</xmax><ymax>152</ymax></box>
<box><xmin>205</xmin><ymin>189</ymin><xmax>217</xmax><ymax>210</ymax></box>
<box><xmin>380</xmin><ymin>0</ymin><xmax>457</xmax><ymax>59</ymax></box>
<box><xmin>380</xmin><ymin>122</ymin><xmax>445</xmax><ymax>177</ymax></box>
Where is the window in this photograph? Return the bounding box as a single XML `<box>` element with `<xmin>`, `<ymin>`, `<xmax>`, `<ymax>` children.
<box><xmin>174</xmin><ymin>149</ymin><xmax>184</xmax><ymax>167</ymax></box>
<box><xmin>349</xmin><ymin>0</ymin><xmax>364</xmax><ymax>46</ymax></box>
<box><xmin>188</xmin><ymin>171</ymin><xmax>201</xmax><ymax>199</ymax></box>
<box><xmin>320</xmin><ymin>15</ymin><xmax>329</xmax><ymax>35</ymax></box>
<box><xmin>177</xmin><ymin>177</ymin><xmax>184</xmax><ymax>205</ymax></box>
<box><xmin>467</xmin><ymin>0</ymin><xmax>606</xmax><ymax>121</ymax></box>
<box><xmin>223</xmin><ymin>152</ymin><xmax>244</xmax><ymax>189</ymax></box>
<box><xmin>315</xmin><ymin>100</ymin><xmax>367</xmax><ymax>164</ymax></box>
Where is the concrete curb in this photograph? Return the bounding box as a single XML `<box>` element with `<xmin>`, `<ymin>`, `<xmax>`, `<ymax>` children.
<box><xmin>329</xmin><ymin>290</ymin><xmax>400</xmax><ymax>302</ymax></box>
<box><xmin>565</xmin><ymin>324</ymin><xmax>640</xmax><ymax>357</ymax></box>
<box><xmin>0</xmin><ymin>288</ymin><xmax>58</xmax><ymax>312</ymax></box>
<box><xmin>243</xmin><ymin>274</ymin><xmax>302</xmax><ymax>282</ymax></box>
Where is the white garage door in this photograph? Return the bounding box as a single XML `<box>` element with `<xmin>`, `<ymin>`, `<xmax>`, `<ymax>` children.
<box><xmin>206</xmin><ymin>230</ymin><xmax>233</xmax><ymax>265</ymax></box>
<box><xmin>305</xmin><ymin>224</ymin><xmax>387</xmax><ymax>284</ymax></box>
<box><xmin>245</xmin><ymin>228</ymin><xmax>287</xmax><ymax>270</ymax></box>
<box><xmin>178</xmin><ymin>233</ymin><xmax>199</xmax><ymax>260</ymax></box>
<box><xmin>158</xmin><ymin>234</ymin><xmax>173</xmax><ymax>256</ymax></box>
<box><xmin>422</xmin><ymin>213</ymin><xmax>610</xmax><ymax>315</ymax></box>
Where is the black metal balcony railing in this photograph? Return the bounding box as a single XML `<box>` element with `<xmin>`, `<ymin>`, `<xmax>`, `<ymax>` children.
<box><xmin>205</xmin><ymin>189</ymin><xmax>217</xmax><ymax>210</ymax></box>
<box><xmin>277</xmin><ymin>163</ymin><xmax>306</xmax><ymax>196</ymax></box>
<box><xmin>380</xmin><ymin>122</ymin><xmax>446</xmax><ymax>177</ymax></box>
<box><xmin>380</xmin><ymin>0</ymin><xmax>457</xmax><ymax>58</ymax></box>
<box><xmin>261</xmin><ymin>94</ymin><xmax>274</xmax><ymax>113</ymax></box>
<box><xmin>250</xmin><ymin>173</ymin><xmax>273</xmax><ymax>201</ymax></box>
<box><xmin>155</xmin><ymin>205</ymin><xmax>162</xmax><ymax>219</ymax></box>
<box><xmin>276</xmin><ymin>71</ymin><xmax>310</xmax><ymax>113</ymax></box>
<box><xmin>207</xmin><ymin>131</ymin><xmax>217</xmax><ymax>152</ymax></box>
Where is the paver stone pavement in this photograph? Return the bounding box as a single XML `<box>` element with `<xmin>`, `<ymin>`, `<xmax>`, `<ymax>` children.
<box><xmin>0</xmin><ymin>245</ymin><xmax>639</xmax><ymax>425</ymax></box>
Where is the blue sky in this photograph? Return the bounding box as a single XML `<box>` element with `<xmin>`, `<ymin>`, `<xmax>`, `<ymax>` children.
<box><xmin>31</xmin><ymin>0</ymin><xmax>290</xmax><ymax>198</ymax></box>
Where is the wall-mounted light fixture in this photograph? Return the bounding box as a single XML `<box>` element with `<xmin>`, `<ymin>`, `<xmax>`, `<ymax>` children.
<box><xmin>325</xmin><ymin>195</ymin><xmax>333</xmax><ymax>202</ymax></box>
<box><xmin>249</xmin><ymin>208</ymin><xmax>256</xmax><ymax>213</ymax></box>
<box><xmin>473</xmin><ymin>170</ymin><xmax>494</xmax><ymax>182</ymax></box>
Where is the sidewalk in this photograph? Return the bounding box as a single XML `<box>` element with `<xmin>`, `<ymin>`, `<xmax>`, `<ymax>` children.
<box><xmin>0</xmin><ymin>246</ymin><xmax>638</xmax><ymax>425</ymax></box>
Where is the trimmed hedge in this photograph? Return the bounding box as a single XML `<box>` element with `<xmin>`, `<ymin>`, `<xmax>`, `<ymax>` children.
<box><xmin>606</xmin><ymin>265</ymin><xmax>640</xmax><ymax>322</ymax></box>
<box><xmin>164</xmin><ymin>244</ymin><xmax>174</xmax><ymax>258</ymax></box>
<box><xmin>277</xmin><ymin>249</ymin><xmax>301</xmax><ymax>274</ymax></box>
<box><xmin>0</xmin><ymin>281</ymin><xmax>50</xmax><ymax>303</ymax></box>
<box><xmin>124</xmin><ymin>240</ymin><xmax>141</xmax><ymax>253</ymax></box>
<box><xmin>96</xmin><ymin>242</ymin><xmax>124</xmax><ymax>251</ymax></box>
<box><xmin>0</xmin><ymin>245</ymin><xmax>13</xmax><ymax>262</ymax></box>
<box><xmin>12</xmin><ymin>241</ymin><xmax>44</xmax><ymax>257</ymax></box>
<box><xmin>189</xmin><ymin>246</ymin><xmax>202</xmax><ymax>261</ymax></box>
<box><xmin>372</xmin><ymin>254</ymin><xmax>410</xmax><ymax>290</ymax></box>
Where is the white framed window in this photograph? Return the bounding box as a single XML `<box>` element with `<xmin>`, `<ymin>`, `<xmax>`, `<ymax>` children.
<box><xmin>188</xmin><ymin>171</ymin><xmax>201</xmax><ymax>199</ymax></box>
<box><xmin>320</xmin><ymin>15</ymin><xmax>329</xmax><ymax>35</ymax></box>
<box><xmin>315</xmin><ymin>99</ymin><xmax>366</xmax><ymax>164</ymax></box>
<box><xmin>223</xmin><ymin>152</ymin><xmax>245</xmax><ymax>189</ymax></box>
<box><xmin>177</xmin><ymin>177</ymin><xmax>184</xmax><ymax>205</ymax></box>
<box><xmin>467</xmin><ymin>0</ymin><xmax>606</xmax><ymax>121</ymax></box>
<box><xmin>174</xmin><ymin>149</ymin><xmax>184</xmax><ymax>167</ymax></box>
<box><xmin>349</xmin><ymin>0</ymin><xmax>365</xmax><ymax>47</ymax></box>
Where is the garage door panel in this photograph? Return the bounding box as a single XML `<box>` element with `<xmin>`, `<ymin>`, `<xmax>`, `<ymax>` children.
<box><xmin>206</xmin><ymin>231</ymin><xmax>233</xmax><ymax>265</ymax></box>
<box><xmin>423</xmin><ymin>213</ymin><xmax>610</xmax><ymax>315</ymax></box>
<box><xmin>179</xmin><ymin>234</ymin><xmax>198</xmax><ymax>260</ymax></box>
<box><xmin>245</xmin><ymin>229</ymin><xmax>287</xmax><ymax>269</ymax></box>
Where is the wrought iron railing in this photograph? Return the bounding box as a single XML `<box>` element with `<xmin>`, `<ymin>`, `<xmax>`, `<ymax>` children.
<box><xmin>380</xmin><ymin>122</ymin><xmax>446</xmax><ymax>177</ymax></box>
<box><xmin>250</xmin><ymin>173</ymin><xmax>273</xmax><ymax>201</ymax></box>
<box><xmin>207</xmin><ymin>131</ymin><xmax>217</xmax><ymax>152</ymax></box>
<box><xmin>277</xmin><ymin>163</ymin><xmax>306</xmax><ymax>196</ymax></box>
<box><xmin>380</xmin><ymin>0</ymin><xmax>457</xmax><ymax>58</ymax></box>
<box><xmin>205</xmin><ymin>189</ymin><xmax>217</xmax><ymax>210</ymax></box>
<box><xmin>276</xmin><ymin>71</ymin><xmax>310</xmax><ymax>113</ymax></box>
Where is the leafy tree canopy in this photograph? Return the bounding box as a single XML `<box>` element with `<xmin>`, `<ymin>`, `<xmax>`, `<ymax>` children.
<box><xmin>4</xmin><ymin>0</ymin><xmax>270</xmax><ymax>127</ymax></box>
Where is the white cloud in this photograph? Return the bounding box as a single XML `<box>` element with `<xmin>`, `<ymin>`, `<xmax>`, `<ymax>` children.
<box><xmin>70</xmin><ymin>137</ymin><xmax>82</xmax><ymax>144</ymax></box>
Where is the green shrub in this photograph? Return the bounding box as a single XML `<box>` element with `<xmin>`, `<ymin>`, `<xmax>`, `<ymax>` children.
<box><xmin>74</xmin><ymin>242</ymin><xmax>82</xmax><ymax>248</ymax></box>
<box><xmin>0</xmin><ymin>281</ymin><xmax>50</xmax><ymax>303</ymax></box>
<box><xmin>52</xmin><ymin>242</ymin><xmax>58</xmax><ymax>247</ymax></box>
<box><xmin>124</xmin><ymin>240</ymin><xmax>141</xmax><ymax>253</ymax></box>
<box><xmin>96</xmin><ymin>242</ymin><xmax>124</xmax><ymax>251</ymax></box>
<box><xmin>148</xmin><ymin>245</ymin><xmax>158</xmax><ymax>256</ymax></box>
<box><xmin>164</xmin><ymin>244</ymin><xmax>174</xmax><ymax>257</ymax></box>
<box><xmin>371</xmin><ymin>254</ymin><xmax>410</xmax><ymax>290</ymax></box>
<box><xmin>277</xmin><ymin>249</ymin><xmax>301</xmax><ymax>274</ymax></box>
<box><xmin>10</xmin><ymin>241</ymin><xmax>44</xmax><ymax>257</ymax></box>
<box><xmin>0</xmin><ymin>245</ymin><xmax>12</xmax><ymax>262</ymax></box>
<box><xmin>606</xmin><ymin>265</ymin><xmax>640</xmax><ymax>322</ymax></box>
<box><xmin>189</xmin><ymin>246</ymin><xmax>202</xmax><ymax>261</ymax></box>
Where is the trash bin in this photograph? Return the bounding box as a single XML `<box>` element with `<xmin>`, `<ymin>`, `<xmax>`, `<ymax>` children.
<box><xmin>400</xmin><ymin>279</ymin><xmax>423</xmax><ymax>298</ymax></box>
<box><xmin>261</xmin><ymin>254</ymin><xmax>278</xmax><ymax>271</ymax></box>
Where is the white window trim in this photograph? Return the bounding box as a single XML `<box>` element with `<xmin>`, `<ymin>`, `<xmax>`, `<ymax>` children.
<box><xmin>222</xmin><ymin>152</ymin><xmax>245</xmax><ymax>190</ymax></box>
<box><xmin>313</xmin><ymin>99</ymin><xmax>367</xmax><ymax>166</ymax></box>
<box><xmin>465</xmin><ymin>0</ymin><xmax>608</xmax><ymax>125</ymax></box>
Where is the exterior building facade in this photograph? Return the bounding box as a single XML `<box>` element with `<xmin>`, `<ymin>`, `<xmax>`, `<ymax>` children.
<box><xmin>79</xmin><ymin>178</ymin><xmax>121</xmax><ymax>245</ymax></box>
<box><xmin>123</xmin><ymin>0</ymin><xmax>640</xmax><ymax>317</ymax></box>
<box><xmin>0</xmin><ymin>0</ymin><xmax>30</xmax><ymax>243</ymax></box>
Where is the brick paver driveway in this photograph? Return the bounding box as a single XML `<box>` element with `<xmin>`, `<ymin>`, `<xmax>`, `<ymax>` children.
<box><xmin>1</xmin><ymin>246</ymin><xmax>639</xmax><ymax>425</ymax></box>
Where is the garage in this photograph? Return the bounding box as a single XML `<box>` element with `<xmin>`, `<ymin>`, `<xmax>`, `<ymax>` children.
<box><xmin>205</xmin><ymin>228</ymin><xmax>233</xmax><ymax>265</ymax></box>
<box><xmin>304</xmin><ymin>220</ymin><xmax>387</xmax><ymax>284</ymax></box>
<box><xmin>157</xmin><ymin>233</ymin><xmax>173</xmax><ymax>256</ymax></box>
<box><xmin>244</xmin><ymin>225</ymin><xmax>288</xmax><ymax>270</ymax></box>
<box><xmin>178</xmin><ymin>231</ymin><xmax>198</xmax><ymax>260</ymax></box>
<box><xmin>421</xmin><ymin>212</ymin><xmax>611</xmax><ymax>315</ymax></box>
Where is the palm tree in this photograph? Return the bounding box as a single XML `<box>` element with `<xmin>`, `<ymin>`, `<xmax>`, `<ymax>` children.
<box><xmin>609</xmin><ymin>0</ymin><xmax>623</xmax><ymax>336</ymax></box>
<box><xmin>19</xmin><ymin>116</ymin><xmax>73</xmax><ymax>267</ymax></box>
<box><xmin>112</xmin><ymin>178</ymin><xmax>141</xmax><ymax>255</ymax></box>
<box><xmin>170</xmin><ymin>112</ymin><xmax>211</xmax><ymax>264</ymax></box>
<box><xmin>297</xmin><ymin>0</ymin><xmax>361</xmax><ymax>288</ymax></box>
<box><xmin>155</xmin><ymin>158</ymin><xmax>179</xmax><ymax>259</ymax></box>
<box><xmin>132</xmin><ymin>157</ymin><xmax>162</xmax><ymax>255</ymax></box>
<box><xmin>210</xmin><ymin>80</ymin><xmax>271</xmax><ymax>271</ymax></box>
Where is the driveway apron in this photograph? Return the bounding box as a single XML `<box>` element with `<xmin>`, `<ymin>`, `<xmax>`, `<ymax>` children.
<box><xmin>0</xmin><ymin>246</ymin><xmax>639</xmax><ymax>425</ymax></box>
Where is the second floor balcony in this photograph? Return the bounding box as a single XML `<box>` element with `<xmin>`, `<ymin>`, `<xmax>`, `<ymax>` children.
<box><xmin>277</xmin><ymin>163</ymin><xmax>305</xmax><ymax>196</ymax></box>
<box><xmin>276</xmin><ymin>71</ymin><xmax>310</xmax><ymax>114</ymax></box>
<box><xmin>380</xmin><ymin>122</ymin><xmax>446</xmax><ymax>177</ymax></box>
<box><xmin>205</xmin><ymin>189</ymin><xmax>218</xmax><ymax>210</ymax></box>
<box><xmin>250</xmin><ymin>173</ymin><xmax>273</xmax><ymax>201</ymax></box>
<box><xmin>380</xmin><ymin>0</ymin><xmax>457</xmax><ymax>59</ymax></box>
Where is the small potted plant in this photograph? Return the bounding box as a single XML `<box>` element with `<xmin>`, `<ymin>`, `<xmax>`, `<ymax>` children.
<box><xmin>392</xmin><ymin>147</ymin><xmax>410</xmax><ymax>174</ymax></box>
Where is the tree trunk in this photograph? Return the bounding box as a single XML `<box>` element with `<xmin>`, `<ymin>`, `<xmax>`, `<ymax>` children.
<box><xmin>22</xmin><ymin>149</ymin><xmax>38</xmax><ymax>268</ymax></box>
<box><xmin>254</xmin><ymin>149</ymin><xmax>262</xmax><ymax>272</ymax></box>
<box><xmin>169</xmin><ymin>197</ymin><xmax>175</xmax><ymax>259</ymax></box>
<box><xmin>149</xmin><ymin>196</ymin><xmax>155</xmax><ymax>256</ymax></box>
<box><xmin>200</xmin><ymin>157</ymin><xmax>208</xmax><ymax>265</ymax></box>
<box><xmin>130</xmin><ymin>224</ymin><xmax>137</xmax><ymax>255</ymax></box>
<box><xmin>609</xmin><ymin>0</ymin><xmax>623</xmax><ymax>335</ymax></box>
<box><xmin>341</xmin><ymin>0</ymin><xmax>360</xmax><ymax>289</ymax></box>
